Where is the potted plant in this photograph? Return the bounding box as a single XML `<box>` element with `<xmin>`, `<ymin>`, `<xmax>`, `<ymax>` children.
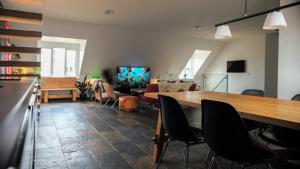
<box><xmin>76</xmin><ymin>75</ymin><xmax>88</xmax><ymax>100</ymax></box>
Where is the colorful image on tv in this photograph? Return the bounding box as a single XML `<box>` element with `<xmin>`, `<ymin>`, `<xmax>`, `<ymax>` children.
<box><xmin>117</xmin><ymin>66</ymin><xmax>151</xmax><ymax>88</ymax></box>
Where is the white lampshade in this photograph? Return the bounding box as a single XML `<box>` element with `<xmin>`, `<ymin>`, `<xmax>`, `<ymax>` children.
<box><xmin>263</xmin><ymin>11</ymin><xmax>287</xmax><ymax>30</ymax></box>
<box><xmin>263</xmin><ymin>13</ymin><xmax>273</xmax><ymax>30</ymax></box>
<box><xmin>215</xmin><ymin>25</ymin><xmax>232</xmax><ymax>39</ymax></box>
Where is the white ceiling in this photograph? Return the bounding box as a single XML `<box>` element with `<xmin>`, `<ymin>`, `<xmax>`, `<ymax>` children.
<box><xmin>3</xmin><ymin>0</ymin><xmax>279</xmax><ymax>39</ymax></box>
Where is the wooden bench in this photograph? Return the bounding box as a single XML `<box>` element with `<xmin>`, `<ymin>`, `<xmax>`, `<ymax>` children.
<box><xmin>41</xmin><ymin>77</ymin><xmax>77</xmax><ymax>103</ymax></box>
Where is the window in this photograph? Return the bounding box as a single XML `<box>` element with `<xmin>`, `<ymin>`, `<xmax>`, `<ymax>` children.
<box><xmin>66</xmin><ymin>50</ymin><xmax>77</xmax><ymax>77</ymax></box>
<box><xmin>179</xmin><ymin>50</ymin><xmax>211</xmax><ymax>79</ymax></box>
<box><xmin>40</xmin><ymin>48</ymin><xmax>78</xmax><ymax>77</ymax></box>
<box><xmin>41</xmin><ymin>48</ymin><xmax>52</xmax><ymax>77</ymax></box>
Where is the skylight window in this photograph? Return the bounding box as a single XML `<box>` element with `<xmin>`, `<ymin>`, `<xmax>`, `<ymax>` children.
<box><xmin>179</xmin><ymin>50</ymin><xmax>211</xmax><ymax>79</ymax></box>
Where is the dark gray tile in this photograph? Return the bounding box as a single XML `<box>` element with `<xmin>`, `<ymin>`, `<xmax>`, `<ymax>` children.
<box><xmin>42</xmin><ymin>163</ymin><xmax>68</xmax><ymax>169</ymax></box>
<box><xmin>87</xmin><ymin>139</ymin><xmax>114</xmax><ymax>155</ymax></box>
<box><xmin>112</xmin><ymin>141</ymin><xmax>146</xmax><ymax>158</ymax></box>
<box><xmin>66</xmin><ymin>155</ymin><xmax>100</xmax><ymax>169</ymax></box>
<box><xmin>36</xmin><ymin>147</ymin><xmax>64</xmax><ymax>159</ymax></box>
<box><xmin>61</xmin><ymin>141</ymin><xmax>87</xmax><ymax>153</ymax></box>
<box><xmin>87</xmin><ymin>117</ymin><xmax>114</xmax><ymax>132</ymax></box>
<box><xmin>57</xmin><ymin>128</ymin><xmax>79</xmax><ymax>139</ymax></box>
<box><xmin>64</xmin><ymin>150</ymin><xmax>90</xmax><ymax>161</ymax></box>
<box><xmin>74</xmin><ymin>122</ymin><xmax>95</xmax><ymax>130</ymax></box>
<box><xmin>118</xmin><ymin>127</ymin><xmax>149</xmax><ymax>144</ymax></box>
<box><xmin>122</xmin><ymin>155</ymin><xmax>156</xmax><ymax>169</ymax></box>
<box><xmin>101</xmin><ymin>131</ymin><xmax>128</xmax><ymax>143</ymax></box>
<box><xmin>96</xmin><ymin>151</ymin><xmax>133</xmax><ymax>169</ymax></box>
<box><xmin>36</xmin><ymin>157</ymin><xmax>66</xmax><ymax>169</ymax></box>
<box><xmin>60</xmin><ymin>136</ymin><xmax>86</xmax><ymax>145</ymax></box>
<box><xmin>36</xmin><ymin>135</ymin><xmax>61</xmax><ymax>149</ymax></box>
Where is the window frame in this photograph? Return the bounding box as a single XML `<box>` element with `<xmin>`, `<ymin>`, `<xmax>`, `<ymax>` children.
<box><xmin>40</xmin><ymin>42</ymin><xmax>80</xmax><ymax>77</ymax></box>
<box><xmin>179</xmin><ymin>49</ymin><xmax>212</xmax><ymax>80</ymax></box>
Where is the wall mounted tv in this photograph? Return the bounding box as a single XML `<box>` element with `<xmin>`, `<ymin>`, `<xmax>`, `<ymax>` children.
<box><xmin>227</xmin><ymin>60</ymin><xmax>246</xmax><ymax>73</ymax></box>
<box><xmin>117</xmin><ymin>66</ymin><xmax>151</xmax><ymax>88</ymax></box>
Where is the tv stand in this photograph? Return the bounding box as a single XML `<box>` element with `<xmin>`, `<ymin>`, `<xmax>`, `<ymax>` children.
<box><xmin>130</xmin><ymin>88</ymin><xmax>146</xmax><ymax>96</ymax></box>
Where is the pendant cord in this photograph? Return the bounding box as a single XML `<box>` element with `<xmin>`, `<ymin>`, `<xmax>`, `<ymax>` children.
<box><xmin>244</xmin><ymin>0</ymin><xmax>248</xmax><ymax>16</ymax></box>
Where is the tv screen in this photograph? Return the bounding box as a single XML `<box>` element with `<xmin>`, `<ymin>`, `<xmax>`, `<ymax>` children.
<box><xmin>117</xmin><ymin>66</ymin><xmax>151</xmax><ymax>88</ymax></box>
<box><xmin>227</xmin><ymin>60</ymin><xmax>246</xmax><ymax>73</ymax></box>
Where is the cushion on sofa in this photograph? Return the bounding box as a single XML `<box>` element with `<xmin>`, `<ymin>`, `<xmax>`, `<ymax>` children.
<box><xmin>158</xmin><ymin>82</ymin><xmax>194</xmax><ymax>92</ymax></box>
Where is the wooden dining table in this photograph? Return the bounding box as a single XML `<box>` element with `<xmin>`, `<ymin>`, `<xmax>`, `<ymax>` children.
<box><xmin>144</xmin><ymin>91</ymin><xmax>300</xmax><ymax>162</ymax></box>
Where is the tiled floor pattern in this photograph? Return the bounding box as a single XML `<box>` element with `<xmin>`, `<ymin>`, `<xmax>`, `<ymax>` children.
<box><xmin>36</xmin><ymin>101</ymin><xmax>289</xmax><ymax>169</ymax></box>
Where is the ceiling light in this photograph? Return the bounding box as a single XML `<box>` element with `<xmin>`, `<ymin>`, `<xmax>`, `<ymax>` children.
<box><xmin>104</xmin><ymin>10</ymin><xmax>114</xmax><ymax>15</ymax></box>
<box><xmin>263</xmin><ymin>11</ymin><xmax>287</xmax><ymax>30</ymax></box>
<box><xmin>193</xmin><ymin>25</ymin><xmax>201</xmax><ymax>30</ymax></box>
<box><xmin>215</xmin><ymin>25</ymin><xmax>232</xmax><ymax>39</ymax></box>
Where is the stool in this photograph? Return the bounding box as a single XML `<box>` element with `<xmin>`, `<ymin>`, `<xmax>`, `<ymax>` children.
<box><xmin>119</xmin><ymin>96</ymin><xmax>139</xmax><ymax>112</ymax></box>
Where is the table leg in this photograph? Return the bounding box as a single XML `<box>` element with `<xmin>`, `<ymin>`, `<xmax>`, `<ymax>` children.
<box><xmin>152</xmin><ymin>111</ymin><xmax>166</xmax><ymax>163</ymax></box>
<box><xmin>72</xmin><ymin>89</ymin><xmax>77</xmax><ymax>102</ymax></box>
<box><xmin>43</xmin><ymin>91</ymin><xmax>48</xmax><ymax>103</ymax></box>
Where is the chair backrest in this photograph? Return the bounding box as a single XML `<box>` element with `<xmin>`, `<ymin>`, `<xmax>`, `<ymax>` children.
<box><xmin>97</xmin><ymin>80</ymin><xmax>105</xmax><ymax>100</ymax></box>
<box><xmin>158</xmin><ymin>95</ymin><xmax>195</xmax><ymax>142</ymax></box>
<box><xmin>189</xmin><ymin>83</ymin><xmax>197</xmax><ymax>91</ymax></box>
<box><xmin>201</xmin><ymin>99</ymin><xmax>254</xmax><ymax>162</ymax></box>
<box><xmin>102</xmin><ymin>83</ymin><xmax>117</xmax><ymax>100</ymax></box>
<box><xmin>292</xmin><ymin>94</ymin><xmax>300</xmax><ymax>101</ymax></box>
<box><xmin>241</xmin><ymin>89</ymin><xmax>264</xmax><ymax>97</ymax></box>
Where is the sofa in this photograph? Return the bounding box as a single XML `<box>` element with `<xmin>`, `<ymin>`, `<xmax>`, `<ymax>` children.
<box><xmin>138</xmin><ymin>82</ymin><xmax>197</xmax><ymax>105</ymax></box>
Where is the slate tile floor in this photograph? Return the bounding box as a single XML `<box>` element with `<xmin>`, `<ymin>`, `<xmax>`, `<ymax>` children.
<box><xmin>36</xmin><ymin>101</ymin><xmax>286</xmax><ymax>169</ymax></box>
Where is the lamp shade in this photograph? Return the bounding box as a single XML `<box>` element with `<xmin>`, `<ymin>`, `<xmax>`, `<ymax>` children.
<box><xmin>263</xmin><ymin>11</ymin><xmax>287</xmax><ymax>30</ymax></box>
<box><xmin>215</xmin><ymin>25</ymin><xmax>232</xmax><ymax>39</ymax></box>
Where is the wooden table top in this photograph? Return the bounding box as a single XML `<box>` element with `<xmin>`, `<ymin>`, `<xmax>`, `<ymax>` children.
<box><xmin>145</xmin><ymin>91</ymin><xmax>300</xmax><ymax>130</ymax></box>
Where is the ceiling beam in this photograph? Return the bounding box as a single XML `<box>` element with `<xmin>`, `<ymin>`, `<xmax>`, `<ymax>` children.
<box><xmin>0</xmin><ymin>8</ymin><xmax>42</xmax><ymax>25</ymax></box>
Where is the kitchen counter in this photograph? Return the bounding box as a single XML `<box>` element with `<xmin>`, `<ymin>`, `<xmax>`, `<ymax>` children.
<box><xmin>0</xmin><ymin>79</ymin><xmax>36</xmax><ymax>121</ymax></box>
<box><xmin>0</xmin><ymin>78</ymin><xmax>37</xmax><ymax>168</ymax></box>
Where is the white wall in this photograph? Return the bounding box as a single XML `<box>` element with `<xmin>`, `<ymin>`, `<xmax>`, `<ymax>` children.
<box><xmin>11</xmin><ymin>17</ymin><xmax>269</xmax><ymax>93</ymax></box>
<box><xmin>278</xmin><ymin>0</ymin><xmax>300</xmax><ymax>99</ymax></box>
<box><xmin>205</xmin><ymin>34</ymin><xmax>266</xmax><ymax>94</ymax></box>
<box><xmin>11</xmin><ymin>17</ymin><xmax>225</xmax><ymax>80</ymax></box>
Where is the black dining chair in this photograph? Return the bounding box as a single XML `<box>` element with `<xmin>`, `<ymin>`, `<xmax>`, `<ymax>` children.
<box><xmin>155</xmin><ymin>95</ymin><xmax>205</xmax><ymax>169</ymax></box>
<box><xmin>201</xmin><ymin>99</ymin><xmax>278</xmax><ymax>169</ymax></box>
<box><xmin>241</xmin><ymin>89</ymin><xmax>264</xmax><ymax>97</ymax></box>
<box><xmin>259</xmin><ymin>94</ymin><xmax>300</xmax><ymax>160</ymax></box>
<box><xmin>241</xmin><ymin>89</ymin><xmax>265</xmax><ymax>131</ymax></box>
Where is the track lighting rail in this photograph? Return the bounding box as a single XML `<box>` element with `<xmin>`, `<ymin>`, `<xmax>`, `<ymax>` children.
<box><xmin>215</xmin><ymin>1</ymin><xmax>300</xmax><ymax>27</ymax></box>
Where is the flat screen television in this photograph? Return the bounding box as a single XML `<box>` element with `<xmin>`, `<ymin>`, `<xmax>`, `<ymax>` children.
<box><xmin>227</xmin><ymin>60</ymin><xmax>246</xmax><ymax>73</ymax></box>
<box><xmin>117</xmin><ymin>66</ymin><xmax>151</xmax><ymax>88</ymax></box>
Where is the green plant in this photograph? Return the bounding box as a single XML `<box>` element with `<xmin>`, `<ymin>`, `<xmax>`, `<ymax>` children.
<box><xmin>76</xmin><ymin>75</ymin><xmax>88</xmax><ymax>100</ymax></box>
<box><xmin>91</xmin><ymin>73</ymin><xmax>101</xmax><ymax>78</ymax></box>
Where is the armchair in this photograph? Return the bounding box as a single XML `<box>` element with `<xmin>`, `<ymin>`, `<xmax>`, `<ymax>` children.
<box><xmin>138</xmin><ymin>84</ymin><xmax>159</xmax><ymax>107</ymax></box>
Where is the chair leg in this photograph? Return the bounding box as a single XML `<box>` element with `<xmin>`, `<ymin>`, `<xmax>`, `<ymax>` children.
<box><xmin>266</xmin><ymin>163</ymin><xmax>273</xmax><ymax>169</ymax></box>
<box><xmin>184</xmin><ymin>144</ymin><xmax>190</xmax><ymax>168</ymax></box>
<box><xmin>104</xmin><ymin>98</ymin><xmax>111</xmax><ymax>106</ymax></box>
<box><xmin>111</xmin><ymin>100</ymin><xmax>118</xmax><ymax>109</ymax></box>
<box><xmin>205</xmin><ymin>149</ymin><xmax>213</xmax><ymax>166</ymax></box>
<box><xmin>230</xmin><ymin>161</ymin><xmax>233</xmax><ymax>169</ymax></box>
<box><xmin>208</xmin><ymin>155</ymin><xmax>215</xmax><ymax>169</ymax></box>
<box><xmin>155</xmin><ymin>139</ymin><xmax>171</xmax><ymax>169</ymax></box>
<box><xmin>242</xmin><ymin>164</ymin><xmax>254</xmax><ymax>169</ymax></box>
